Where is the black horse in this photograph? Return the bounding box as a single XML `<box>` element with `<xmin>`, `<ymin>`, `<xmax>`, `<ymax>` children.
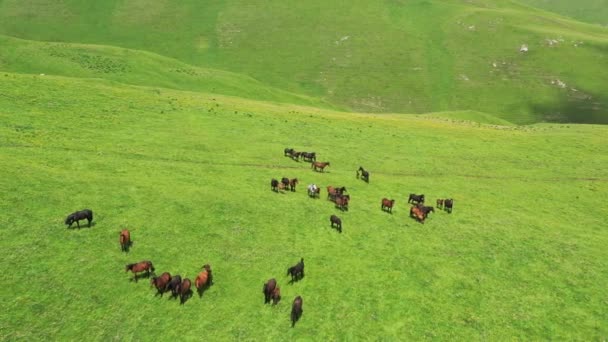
<box><xmin>287</xmin><ymin>258</ymin><xmax>305</xmax><ymax>282</ymax></box>
<box><xmin>356</xmin><ymin>166</ymin><xmax>369</xmax><ymax>183</ymax></box>
<box><xmin>417</xmin><ymin>204</ymin><xmax>435</xmax><ymax>218</ymax></box>
<box><xmin>65</xmin><ymin>209</ymin><xmax>93</xmax><ymax>228</ymax></box>
<box><xmin>271</xmin><ymin>179</ymin><xmax>279</xmax><ymax>192</ymax></box>
<box><xmin>166</xmin><ymin>275</ymin><xmax>182</xmax><ymax>298</ymax></box>
<box><xmin>408</xmin><ymin>194</ymin><xmax>425</xmax><ymax>204</ymax></box>
<box><xmin>291</xmin><ymin>296</ymin><xmax>303</xmax><ymax>327</ymax></box>
<box><xmin>281</xmin><ymin>177</ymin><xmax>290</xmax><ymax>190</ymax></box>
<box><xmin>444</xmin><ymin>199</ymin><xmax>454</xmax><ymax>213</ymax></box>
<box><xmin>284</xmin><ymin>148</ymin><xmax>294</xmax><ymax>156</ymax></box>
<box><xmin>330</xmin><ymin>215</ymin><xmax>342</xmax><ymax>233</ymax></box>
<box><xmin>300</xmin><ymin>152</ymin><xmax>316</xmax><ymax>162</ymax></box>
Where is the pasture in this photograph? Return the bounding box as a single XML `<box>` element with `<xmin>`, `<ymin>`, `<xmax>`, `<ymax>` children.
<box><xmin>1</xmin><ymin>74</ymin><xmax>607</xmax><ymax>340</ymax></box>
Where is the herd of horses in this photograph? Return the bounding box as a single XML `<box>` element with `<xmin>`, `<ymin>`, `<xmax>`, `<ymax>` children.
<box><xmin>262</xmin><ymin>257</ymin><xmax>305</xmax><ymax>327</ymax></box>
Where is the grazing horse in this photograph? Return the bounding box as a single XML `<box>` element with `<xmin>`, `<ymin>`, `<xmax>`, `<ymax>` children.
<box><xmin>289</xmin><ymin>178</ymin><xmax>299</xmax><ymax>192</ymax></box>
<box><xmin>417</xmin><ymin>204</ymin><xmax>435</xmax><ymax>218</ymax></box>
<box><xmin>177</xmin><ymin>278</ymin><xmax>192</xmax><ymax>304</ymax></box>
<box><xmin>65</xmin><ymin>209</ymin><xmax>93</xmax><ymax>228</ymax></box>
<box><xmin>301</xmin><ymin>152</ymin><xmax>316</xmax><ymax>162</ymax></box>
<box><xmin>330</xmin><ymin>215</ymin><xmax>342</xmax><ymax>233</ymax></box>
<box><xmin>284</xmin><ymin>148</ymin><xmax>294</xmax><ymax>156</ymax></box>
<box><xmin>311</xmin><ymin>161</ymin><xmax>330</xmax><ymax>172</ymax></box>
<box><xmin>356</xmin><ymin>166</ymin><xmax>369</xmax><ymax>182</ymax></box>
<box><xmin>290</xmin><ymin>151</ymin><xmax>301</xmax><ymax>161</ymax></box>
<box><xmin>287</xmin><ymin>258</ymin><xmax>305</xmax><ymax>282</ymax></box>
<box><xmin>408</xmin><ymin>194</ymin><xmax>425</xmax><ymax>204</ymax></box>
<box><xmin>307</xmin><ymin>184</ymin><xmax>320</xmax><ymax>198</ymax></box>
<box><xmin>271</xmin><ymin>287</ymin><xmax>281</xmax><ymax>305</ymax></box>
<box><xmin>271</xmin><ymin>178</ymin><xmax>279</xmax><ymax>192</ymax></box>
<box><xmin>335</xmin><ymin>194</ymin><xmax>350</xmax><ymax>211</ymax></box>
<box><xmin>125</xmin><ymin>261</ymin><xmax>155</xmax><ymax>282</ymax></box>
<box><xmin>281</xmin><ymin>177</ymin><xmax>290</xmax><ymax>189</ymax></box>
<box><xmin>150</xmin><ymin>272</ymin><xmax>172</xmax><ymax>297</ymax></box>
<box><xmin>381</xmin><ymin>198</ymin><xmax>395</xmax><ymax>213</ymax></box>
<box><xmin>291</xmin><ymin>296</ymin><xmax>303</xmax><ymax>327</ymax></box>
<box><xmin>119</xmin><ymin>229</ymin><xmax>131</xmax><ymax>252</ymax></box>
<box><xmin>166</xmin><ymin>275</ymin><xmax>182</xmax><ymax>298</ymax></box>
<box><xmin>436</xmin><ymin>199</ymin><xmax>444</xmax><ymax>209</ymax></box>
<box><xmin>327</xmin><ymin>186</ymin><xmax>346</xmax><ymax>201</ymax></box>
<box><xmin>410</xmin><ymin>206</ymin><xmax>426</xmax><ymax>224</ymax></box>
<box><xmin>444</xmin><ymin>199</ymin><xmax>454</xmax><ymax>213</ymax></box>
<box><xmin>195</xmin><ymin>264</ymin><xmax>213</xmax><ymax>297</ymax></box>
<box><xmin>263</xmin><ymin>278</ymin><xmax>277</xmax><ymax>304</ymax></box>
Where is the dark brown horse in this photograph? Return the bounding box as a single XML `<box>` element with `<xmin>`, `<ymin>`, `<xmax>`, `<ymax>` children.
<box><xmin>300</xmin><ymin>152</ymin><xmax>316</xmax><ymax>162</ymax></box>
<box><xmin>289</xmin><ymin>178</ymin><xmax>299</xmax><ymax>192</ymax></box>
<box><xmin>410</xmin><ymin>206</ymin><xmax>426</xmax><ymax>224</ymax></box>
<box><xmin>263</xmin><ymin>278</ymin><xmax>277</xmax><ymax>304</ymax></box>
<box><xmin>119</xmin><ymin>229</ymin><xmax>131</xmax><ymax>252</ymax></box>
<box><xmin>417</xmin><ymin>203</ymin><xmax>435</xmax><ymax>218</ymax></box>
<box><xmin>177</xmin><ymin>278</ymin><xmax>192</xmax><ymax>304</ymax></box>
<box><xmin>436</xmin><ymin>199</ymin><xmax>444</xmax><ymax>209</ymax></box>
<box><xmin>408</xmin><ymin>194</ymin><xmax>425</xmax><ymax>204</ymax></box>
<box><xmin>195</xmin><ymin>264</ymin><xmax>213</xmax><ymax>297</ymax></box>
<box><xmin>356</xmin><ymin>166</ymin><xmax>369</xmax><ymax>182</ymax></box>
<box><xmin>287</xmin><ymin>258</ymin><xmax>305</xmax><ymax>282</ymax></box>
<box><xmin>150</xmin><ymin>272</ymin><xmax>172</xmax><ymax>296</ymax></box>
<box><xmin>335</xmin><ymin>194</ymin><xmax>350</xmax><ymax>211</ymax></box>
<box><xmin>125</xmin><ymin>260</ymin><xmax>155</xmax><ymax>282</ymax></box>
<box><xmin>444</xmin><ymin>199</ymin><xmax>454</xmax><ymax>213</ymax></box>
<box><xmin>271</xmin><ymin>287</ymin><xmax>281</xmax><ymax>305</ymax></box>
<box><xmin>167</xmin><ymin>275</ymin><xmax>182</xmax><ymax>298</ymax></box>
<box><xmin>381</xmin><ymin>198</ymin><xmax>395</xmax><ymax>213</ymax></box>
<box><xmin>330</xmin><ymin>215</ymin><xmax>342</xmax><ymax>233</ymax></box>
<box><xmin>311</xmin><ymin>161</ymin><xmax>330</xmax><ymax>172</ymax></box>
<box><xmin>291</xmin><ymin>151</ymin><xmax>302</xmax><ymax>161</ymax></box>
<box><xmin>291</xmin><ymin>296</ymin><xmax>303</xmax><ymax>327</ymax></box>
<box><xmin>65</xmin><ymin>209</ymin><xmax>93</xmax><ymax>228</ymax></box>
<box><xmin>271</xmin><ymin>178</ymin><xmax>279</xmax><ymax>192</ymax></box>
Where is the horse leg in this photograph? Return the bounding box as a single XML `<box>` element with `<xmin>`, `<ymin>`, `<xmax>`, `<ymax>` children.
<box><xmin>76</xmin><ymin>220</ymin><xmax>81</xmax><ymax>229</ymax></box>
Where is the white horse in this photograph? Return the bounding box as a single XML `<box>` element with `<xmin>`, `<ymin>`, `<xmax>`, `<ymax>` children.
<box><xmin>307</xmin><ymin>184</ymin><xmax>319</xmax><ymax>198</ymax></box>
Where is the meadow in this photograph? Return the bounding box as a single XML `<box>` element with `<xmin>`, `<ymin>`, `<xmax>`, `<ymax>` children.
<box><xmin>1</xmin><ymin>74</ymin><xmax>607</xmax><ymax>340</ymax></box>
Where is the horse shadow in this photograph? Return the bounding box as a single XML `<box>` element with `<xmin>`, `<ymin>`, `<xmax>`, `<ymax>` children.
<box><xmin>122</xmin><ymin>241</ymin><xmax>134</xmax><ymax>253</ymax></box>
<box><xmin>197</xmin><ymin>283</ymin><xmax>213</xmax><ymax>298</ymax></box>
<box><xmin>68</xmin><ymin>221</ymin><xmax>97</xmax><ymax>229</ymax></box>
<box><xmin>130</xmin><ymin>271</ymin><xmax>154</xmax><ymax>283</ymax></box>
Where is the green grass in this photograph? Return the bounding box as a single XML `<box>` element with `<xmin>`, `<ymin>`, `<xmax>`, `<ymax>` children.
<box><xmin>1</xmin><ymin>73</ymin><xmax>607</xmax><ymax>340</ymax></box>
<box><xmin>0</xmin><ymin>0</ymin><xmax>607</xmax><ymax>123</ymax></box>
<box><xmin>518</xmin><ymin>0</ymin><xmax>608</xmax><ymax>26</ymax></box>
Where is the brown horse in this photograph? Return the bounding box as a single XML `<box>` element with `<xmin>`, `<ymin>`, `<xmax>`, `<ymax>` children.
<box><xmin>417</xmin><ymin>203</ymin><xmax>435</xmax><ymax>218</ymax></box>
<box><xmin>410</xmin><ymin>206</ymin><xmax>426</xmax><ymax>224</ymax></box>
<box><xmin>119</xmin><ymin>229</ymin><xmax>131</xmax><ymax>252</ymax></box>
<box><xmin>271</xmin><ymin>287</ymin><xmax>281</xmax><ymax>305</ymax></box>
<box><xmin>327</xmin><ymin>186</ymin><xmax>346</xmax><ymax>201</ymax></box>
<box><xmin>330</xmin><ymin>215</ymin><xmax>342</xmax><ymax>233</ymax></box>
<box><xmin>311</xmin><ymin>161</ymin><xmax>330</xmax><ymax>172</ymax></box>
<box><xmin>335</xmin><ymin>195</ymin><xmax>350</xmax><ymax>211</ymax></box>
<box><xmin>381</xmin><ymin>198</ymin><xmax>395</xmax><ymax>213</ymax></box>
<box><xmin>444</xmin><ymin>199</ymin><xmax>454</xmax><ymax>213</ymax></box>
<box><xmin>166</xmin><ymin>275</ymin><xmax>182</xmax><ymax>298</ymax></box>
<box><xmin>150</xmin><ymin>272</ymin><xmax>172</xmax><ymax>297</ymax></box>
<box><xmin>291</xmin><ymin>151</ymin><xmax>302</xmax><ymax>161</ymax></box>
<box><xmin>125</xmin><ymin>260</ymin><xmax>155</xmax><ymax>282</ymax></box>
<box><xmin>436</xmin><ymin>199</ymin><xmax>444</xmax><ymax>209</ymax></box>
<box><xmin>195</xmin><ymin>264</ymin><xmax>213</xmax><ymax>297</ymax></box>
<box><xmin>177</xmin><ymin>278</ymin><xmax>192</xmax><ymax>304</ymax></box>
<box><xmin>289</xmin><ymin>178</ymin><xmax>299</xmax><ymax>192</ymax></box>
<box><xmin>291</xmin><ymin>296</ymin><xmax>303</xmax><ymax>327</ymax></box>
<box><xmin>263</xmin><ymin>278</ymin><xmax>278</xmax><ymax>304</ymax></box>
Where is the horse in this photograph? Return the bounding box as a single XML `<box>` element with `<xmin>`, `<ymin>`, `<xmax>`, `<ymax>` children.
<box><xmin>263</xmin><ymin>278</ymin><xmax>277</xmax><ymax>304</ymax></box>
<box><xmin>150</xmin><ymin>272</ymin><xmax>172</xmax><ymax>297</ymax></box>
<box><xmin>335</xmin><ymin>194</ymin><xmax>350</xmax><ymax>211</ymax></box>
<box><xmin>436</xmin><ymin>199</ymin><xmax>444</xmax><ymax>209</ymax></box>
<box><xmin>281</xmin><ymin>177</ymin><xmax>290</xmax><ymax>189</ymax></box>
<box><xmin>291</xmin><ymin>296</ymin><xmax>303</xmax><ymax>327</ymax></box>
<box><xmin>417</xmin><ymin>204</ymin><xmax>435</xmax><ymax>218</ymax></box>
<box><xmin>284</xmin><ymin>148</ymin><xmax>294</xmax><ymax>156</ymax></box>
<box><xmin>289</xmin><ymin>178</ymin><xmax>299</xmax><ymax>192</ymax></box>
<box><xmin>307</xmin><ymin>184</ymin><xmax>320</xmax><ymax>198</ymax></box>
<box><xmin>65</xmin><ymin>209</ymin><xmax>93</xmax><ymax>228</ymax></box>
<box><xmin>177</xmin><ymin>278</ymin><xmax>192</xmax><ymax>304</ymax></box>
<box><xmin>195</xmin><ymin>264</ymin><xmax>213</xmax><ymax>297</ymax></box>
<box><xmin>271</xmin><ymin>178</ymin><xmax>279</xmax><ymax>192</ymax></box>
<box><xmin>327</xmin><ymin>186</ymin><xmax>346</xmax><ymax>201</ymax></box>
<box><xmin>381</xmin><ymin>198</ymin><xmax>395</xmax><ymax>213</ymax></box>
<box><xmin>271</xmin><ymin>287</ymin><xmax>281</xmax><ymax>305</ymax></box>
<box><xmin>356</xmin><ymin>166</ymin><xmax>369</xmax><ymax>183</ymax></box>
<box><xmin>410</xmin><ymin>206</ymin><xmax>426</xmax><ymax>224</ymax></box>
<box><xmin>287</xmin><ymin>258</ymin><xmax>305</xmax><ymax>282</ymax></box>
<box><xmin>166</xmin><ymin>275</ymin><xmax>182</xmax><ymax>298</ymax></box>
<box><xmin>125</xmin><ymin>260</ymin><xmax>155</xmax><ymax>282</ymax></box>
<box><xmin>290</xmin><ymin>151</ymin><xmax>302</xmax><ymax>161</ymax></box>
<box><xmin>408</xmin><ymin>194</ymin><xmax>425</xmax><ymax>204</ymax></box>
<box><xmin>301</xmin><ymin>152</ymin><xmax>316</xmax><ymax>162</ymax></box>
<box><xmin>330</xmin><ymin>215</ymin><xmax>342</xmax><ymax>233</ymax></box>
<box><xmin>119</xmin><ymin>229</ymin><xmax>131</xmax><ymax>252</ymax></box>
<box><xmin>444</xmin><ymin>199</ymin><xmax>454</xmax><ymax>213</ymax></box>
<box><xmin>311</xmin><ymin>161</ymin><xmax>330</xmax><ymax>172</ymax></box>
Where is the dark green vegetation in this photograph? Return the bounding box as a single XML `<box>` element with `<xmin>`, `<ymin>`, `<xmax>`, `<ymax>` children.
<box><xmin>1</xmin><ymin>74</ymin><xmax>607</xmax><ymax>340</ymax></box>
<box><xmin>0</xmin><ymin>0</ymin><xmax>607</xmax><ymax>123</ymax></box>
<box><xmin>1</xmin><ymin>0</ymin><xmax>608</xmax><ymax>340</ymax></box>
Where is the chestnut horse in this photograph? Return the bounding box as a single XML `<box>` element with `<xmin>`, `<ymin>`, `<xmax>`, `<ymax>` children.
<box><xmin>195</xmin><ymin>264</ymin><xmax>213</xmax><ymax>297</ymax></box>
<box><xmin>381</xmin><ymin>198</ymin><xmax>395</xmax><ymax>213</ymax></box>
<box><xmin>335</xmin><ymin>195</ymin><xmax>350</xmax><ymax>211</ymax></box>
<box><xmin>327</xmin><ymin>186</ymin><xmax>346</xmax><ymax>201</ymax></box>
<box><xmin>150</xmin><ymin>272</ymin><xmax>172</xmax><ymax>297</ymax></box>
<box><xmin>177</xmin><ymin>278</ymin><xmax>192</xmax><ymax>304</ymax></box>
<box><xmin>125</xmin><ymin>260</ymin><xmax>155</xmax><ymax>282</ymax></box>
<box><xmin>311</xmin><ymin>161</ymin><xmax>330</xmax><ymax>172</ymax></box>
<box><xmin>291</xmin><ymin>296</ymin><xmax>303</xmax><ymax>327</ymax></box>
<box><xmin>263</xmin><ymin>278</ymin><xmax>278</xmax><ymax>304</ymax></box>
<box><xmin>410</xmin><ymin>206</ymin><xmax>426</xmax><ymax>224</ymax></box>
<box><xmin>119</xmin><ymin>229</ymin><xmax>131</xmax><ymax>252</ymax></box>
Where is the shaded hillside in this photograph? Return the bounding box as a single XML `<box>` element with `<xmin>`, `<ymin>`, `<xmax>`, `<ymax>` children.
<box><xmin>0</xmin><ymin>0</ymin><xmax>607</xmax><ymax>123</ymax></box>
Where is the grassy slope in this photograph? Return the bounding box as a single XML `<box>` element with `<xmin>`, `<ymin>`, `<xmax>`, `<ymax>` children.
<box><xmin>1</xmin><ymin>74</ymin><xmax>607</xmax><ymax>340</ymax></box>
<box><xmin>517</xmin><ymin>0</ymin><xmax>608</xmax><ymax>26</ymax></box>
<box><xmin>1</xmin><ymin>0</ymin><xmax>607</xmax><ymax>123</ymax></box>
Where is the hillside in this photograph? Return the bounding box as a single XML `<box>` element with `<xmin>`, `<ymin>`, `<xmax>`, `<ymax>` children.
<box><xmin>0</xmin><ymin>0</ymin><xmax>607</xmax><ymax>123</ymax></box>
<box><xmin>518</xmin><ymin>0</ymin><xmax>608</xmax><ymax>26</ymax></box>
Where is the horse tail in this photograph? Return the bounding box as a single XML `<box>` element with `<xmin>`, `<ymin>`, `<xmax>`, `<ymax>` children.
<box><xmin>89</xmin><ymin>210</ymin><xmax>93</xmax><ymax>222</ymax></box>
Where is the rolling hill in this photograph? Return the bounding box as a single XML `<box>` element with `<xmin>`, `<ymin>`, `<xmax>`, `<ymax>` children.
<box><xmin>0</xmin><ymin>0</ymin><xmax>607</xmax><ymax>123</ymax></box>
<box><xmin>518</xmin><ymin>0</ymin><xmax>608</xmax><ymax>26</ymax></box>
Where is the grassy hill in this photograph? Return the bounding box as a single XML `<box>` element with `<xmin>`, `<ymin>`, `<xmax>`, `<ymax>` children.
<box><xmin>0</xmin><ymin>0</ymin><xmax>607</xmax><ymax>123</ymax></box>
<box><xmin>518</xmin><ymin>0</ymin><xmax>608</xmax><ymax>26</ymax></box>
<box><xmin>1</xmin><ymin>73</ymin><xmax>607</xmax><ymax>340</ymax></box>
